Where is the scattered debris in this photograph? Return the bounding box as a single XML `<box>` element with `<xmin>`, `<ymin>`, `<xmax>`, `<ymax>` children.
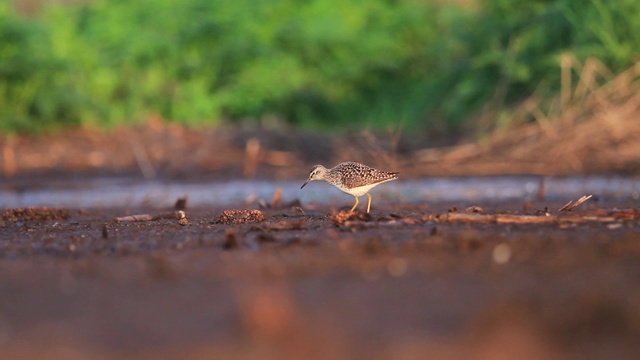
<box><xmin>174</xmin><ymin>196</ymin><xmax>188</xmax><ymax>210</ymax></box>
<box><xmin>465</xmin><ymin>206</ymin><xmax>484</xmax><ymax>213</ymax></box>
<box><xmin>607</xmin><ymin>223</ymin><xmax>623</xmax><ymax>230</ymax></box>
<box><xmin>258</xmin><ymin>199</ymin><xmax>269</xmax><ymax>208</ymax></box>
<box><xmin>534</xmin><ymin>207</ymin><xmax>551</xmax><ymax>216</ymax></box>
<box><xmin>115</xmin><ymin>214</ymin><xmax>155</xmax><ymax>222</ymax></box>
<box><xmin>344</xmin><ymin>220</ymin><xmax>407</xmax><ymax>229</ymax></box>
<box><xmin>400</xmin><ymin>217</ymin><xmax>422</xmax><ymax>225</ymax></box>
<box><xmin>214</xmin><ymin>209</ymin><xmax>266</xmax><ymax>224</ymax></box>
<box><xmin>292</xmin><ymin>205</ymin><xmax>305</xmax><ymax>215</ymax></box>
<box><xmin>331</xmin><ymin>210</ymin><xmax>372</xmax><ymax>226</ymax></box>
<box><xmin>253</xmin><ymin>190</ymin><xmax>298</xmax><ymax>210</ymax></box>
<box><xmin>437</xmin><ymin>207</ymin><xmax>639</xmax><ymax>225</ymax></box>
<box><xmin>423</xmin><ymin>213</ymin><xmax>437</xmax><ymax>222</ymax></box>
<box><xmin>559</xmin><ymin>195</ymin><xmax>593</xmax><ymax>211</ymax></box>
<box><xmin>271</xmin><ymin>187</ymin><xmax>282</xmax><ymax>208</ymax></box>
<box><xmin>114</xmin><ymin>210</ymin><xmax>186</xmax><ymax>222</ymax></box>
<box><xmin>444</xmin><ymin>213</ymin><xmax>548</xmax><ymax>224</ymax></box>
<box><xmin>495</xmin><ymin>214</ymin><xmax>558</xmax><ymax>224</ymax></box>
<box><xmin>2</xmin><ymin>207</ymin><xmax>70</xmax><ymax>222</ymax></box>
<box><xmin>610</xmin><ymin>208</ymin><xmax>640</xmax><ymax>220</ymax></box>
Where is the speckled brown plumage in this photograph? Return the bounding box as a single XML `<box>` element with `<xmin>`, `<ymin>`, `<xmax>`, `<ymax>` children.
<box><xmin>325</xmin><ymin>162</ymin><xmax>398</xmax><ymax>189</ymax></box>
<box><xmin>300</xmin><ymin>161</ymin><xmax>399</xmax><ymax>213</ymax></box>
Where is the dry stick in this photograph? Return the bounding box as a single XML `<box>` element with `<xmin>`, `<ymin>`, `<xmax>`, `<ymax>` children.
<box><xmin>439</xmin><ymin>213</ymin><xmax>556</xmax><ymax>224</ymax></box>
<box><xmin>439</xmin><ymin>210</ymin><xmax>621</xmax><ymax>225</ymax></box>
<box><xmin>495</xmin><ymin>214</ymin><xmax>558</xmax><ymax>224</ymax></box>
<box><xmin>271</xmin><ymin>187</ymin><xmax>283</xmax><ymax>208</ymax></box>
<box><xmin>115</xmin><ymin>210</ymin><xmax>186</xmax><ymax>222</ymax></box>
<box><xmin>558</xmin><ymin>195</ymin><xmax>593</xmax><ymax>212</ymax></box>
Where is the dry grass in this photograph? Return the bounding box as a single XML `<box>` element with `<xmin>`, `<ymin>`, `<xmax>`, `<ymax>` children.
<box><xmin>1</xmin><ymin>58</ymin><xmax>640</xmax><ymax>179</ymax></box>
<box><xmin>409</xmin><ymin>58</ymin><xmax>640</xmax><ymax>176</ymax></box>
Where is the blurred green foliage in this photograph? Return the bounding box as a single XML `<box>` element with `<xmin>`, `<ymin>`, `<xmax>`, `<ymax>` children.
<box><xmin>0</xmin><ymin>0</ymin><xmax>639</xmax><ymax>134</ymax></box>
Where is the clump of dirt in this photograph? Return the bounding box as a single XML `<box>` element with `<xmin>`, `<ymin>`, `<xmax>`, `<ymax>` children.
<box><xmin>214</xmin><ymin>209</ymin><xmax>266</xmax><ymax>224</ymax></box>
<box><xmin>331</xmin><ymin>210</ymin><xmax>372</xmax><ymax>225</ymax></box>
<box><xmin>2</xmin><ymin>207</ymin><xmax>70</xmax><ymax>222</ymax></box>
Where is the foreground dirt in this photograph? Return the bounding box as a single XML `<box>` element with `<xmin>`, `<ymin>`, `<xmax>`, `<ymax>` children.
<box><xmin>1</xmin><ymin>200</ymin><xmax>639</xmax><ymax>359</ymax></box>
<box><xmin>3</xmin><ymin>59</ymin><xmax>640</xmax><ymax>359</ymax></box>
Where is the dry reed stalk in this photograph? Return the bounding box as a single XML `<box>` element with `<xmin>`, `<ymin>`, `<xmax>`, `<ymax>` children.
<box><xmin>411</xmin><ymin>58</ymin><xmax>640</xmax><ymax>176</ymax></box>
<box><xmin>559</xmin><ymin>195</ymin><xmax>592</xmax><ymax>212</ymax></box>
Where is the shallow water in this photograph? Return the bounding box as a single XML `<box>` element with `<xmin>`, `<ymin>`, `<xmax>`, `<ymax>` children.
<box><xmin>1</xmin><ymin>175</ymin><xmax>638</xmax><ymax>209</ymax></box>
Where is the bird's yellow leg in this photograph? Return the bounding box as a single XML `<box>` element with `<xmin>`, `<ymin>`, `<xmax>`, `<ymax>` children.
<box><xmin>366</xmin><ymin>193</ymin><xmax>372</xmax><ymax>213</ymax></box>
<box><xmin>350</xmin><ymin>196</ymin><xmax>359</xmax><ymax>212</ymax></box>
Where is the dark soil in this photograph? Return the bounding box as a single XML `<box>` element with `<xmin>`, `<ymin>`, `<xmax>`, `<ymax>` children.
<box><xmin>1</xmin><ymin>199</ymin><xmax>639</xmax><ymax>359</ymax></box>
<box><xmin>1</xmin><ymin>124</ymin><xmax>640</xmax><ymax>358</ymax></box>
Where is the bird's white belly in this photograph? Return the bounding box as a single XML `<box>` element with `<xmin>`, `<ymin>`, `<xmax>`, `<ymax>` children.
<box><xmin>337</xmin><ymin>183</ymin><xmax>379</xmax><ymax>197</ymax></box>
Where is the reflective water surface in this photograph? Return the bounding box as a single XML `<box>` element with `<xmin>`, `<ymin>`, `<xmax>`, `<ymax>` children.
<box><xmin>1</xmin><ymin>175</ymin><xmax>638</xmax><ymax>208</ymax></box>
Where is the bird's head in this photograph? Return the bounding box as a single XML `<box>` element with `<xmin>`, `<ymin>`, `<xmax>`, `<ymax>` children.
<box><xmin>300</xmin><ymin>165</ymin><xmax>327</xmax><ymax>189</ymax></box>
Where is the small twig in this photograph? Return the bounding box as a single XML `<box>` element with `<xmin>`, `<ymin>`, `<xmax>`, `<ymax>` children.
<box><xmin>175</xmin><ymin>196</ymin><xmax>188</xmax><ymax>210</ymax></box>
<box><xmin>115</xmin><ymin>210</ymin><xmax>186</xmax><ymax>222</ymax></box>
<box><xmin>558</xmin><ymin>195</ymin><xmax>593</xmax><ymax>212</ymax></box>
<box><xmin>271</xmin><ymin>187</ymin><xmax>282</xmax><ymax>208</ymax></box>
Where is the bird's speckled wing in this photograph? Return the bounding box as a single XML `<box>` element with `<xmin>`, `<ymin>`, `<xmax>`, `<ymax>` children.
<box><xmin>334</xmin><ymin>162</ymin><xmax>398</xmax><ymax>189</ymax></box>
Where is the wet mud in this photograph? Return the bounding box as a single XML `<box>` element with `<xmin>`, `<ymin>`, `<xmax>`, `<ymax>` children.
<box><xmin>1</xmin><ymin>199</ymin><xmax>640</xmax><ymax>359</ymax></box>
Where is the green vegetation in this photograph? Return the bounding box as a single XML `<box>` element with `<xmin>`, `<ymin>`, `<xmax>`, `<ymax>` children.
<box><xmin>1</xmin><ymin>0</ymin><xmax>639</xmax><ymax>134</ymax></box>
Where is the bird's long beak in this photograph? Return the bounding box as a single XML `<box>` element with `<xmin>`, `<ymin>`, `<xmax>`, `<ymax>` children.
<box><xmin>300</xmin><ymin>179</ymin><xmax>311</xmax><ymax>189</ymax></box>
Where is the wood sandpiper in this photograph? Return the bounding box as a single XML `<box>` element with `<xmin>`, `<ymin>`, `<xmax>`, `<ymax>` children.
<box><xmin>300</xmin><ymin>161</ymin><xmax>399</xmax><ymax>213</ymax></box>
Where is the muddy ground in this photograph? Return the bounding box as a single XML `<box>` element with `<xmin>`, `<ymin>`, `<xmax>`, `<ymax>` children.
<box><xmin>1</xmin><ymin>124</ymin><xmax>640</xmax><ymax>359</ymax></box>
<box><xmin>1</xmin><ymin>198</ymin><xmax>640</xmax><ymax>360</ymax></box>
